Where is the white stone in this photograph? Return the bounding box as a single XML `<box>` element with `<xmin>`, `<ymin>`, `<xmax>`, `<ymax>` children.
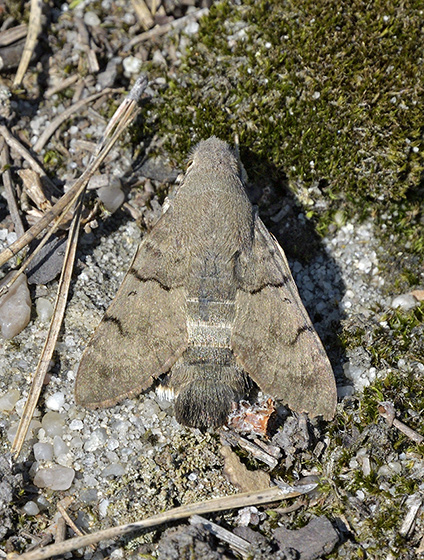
<box><xmin>23</xmin><ymin>501</ymin><xmax>40</xmax><ymax>516</ymax></box>
<box><xmin>97</xmin><ymin>185</ymin><xmax>125</xmax><ymax>213</ymax></box>
<box><xmin>184</xmin><ymin>21</ymin><xmax>199</xmax><ymax>35</ymax></box>
<box><xmin>98</xmin><ymin>498</ymin><xmax>110</xmax><ymax>517</ymax></box>
<box><xmin>33</xmin><ymin>465</ymin><xmax>75</xmax><ymax>490</ymax></box>
<box><xmin>6</xmin><ymin>232</ymin><xmax>17</xmax><ymax>245</ymax></box>
<box><xmin>36</xmin><ymin>298</ymin><xmax>54</xmax><ymax>322</ymax></box>
<box><xmin>84</xmin><ymin>11</ymin><xmax>101</xmax><ymax>26</ymax></box>
<box><xmin>123</xmin><ymin>56</ymin><xmax>142</xmax><ymax>74</ymax></box>
<box><xmin>84</xmin><ymin>428</ymin><xmax>107</xmax><ymax>452</ymax></box>
<box><xmin>53</xmin><ymin>435</ymin><xmax>68</xmax><ymax>457</ymax></box>
<box><xmin>33</xmin><ymin>442</ymin><xmax>54</xmax><ymax>461</ymax></box>
<box><xmin>69</xmin><ymin>419</ymin><xmax>84</xmax><ymax>431</ymax></box>
<box><xmin>0</xmin><ymin>388</ymin><xmax>20</xmax><ymax>411</ymax></box>
<box><xmin>45</xmin><ymin>392</ymin><xmax>65</xmax><ymax>411</ymax></box>
<box><xmin>0</xmin><ymin>272</ymin><xmax>31</xmax><ymax>339</ymax></box>
<box><xmin>41</xmin><ymin>411</ymin><xmax>65</xmax><ymax>437</ymax></box>
<box><xmin>391</xmin><ymin>294</ymin><xmax>418</xmax><ymax>311</ymax></box>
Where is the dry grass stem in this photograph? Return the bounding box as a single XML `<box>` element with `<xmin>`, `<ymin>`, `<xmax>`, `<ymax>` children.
<box><xmin>56</xmin><ymin>500</ymin><xmax>96</xmax><ymax>551</ymax></box>
<box><xmin>190</xmin><ymin>515</ymin><xmax>251</xmax><ymax>558</ymax></box>
<box><xmin>0</xmin><ymin>125</ymin><xmax>57</xmax><ymax>193</ymax></box>
<box><xmin>45</xmin><ymin>75</ymin><xmax>79</xmax><ymax>98</ymax></box>
<box><xmin>0</xmin><ymin>24</ymin><xmax>27</xmax><ymax>47</ymax></box>
<box><xmin>9</xmin><ymin>483</ymin><xmax>312</xmax><ymax>560</ymax></box>
<box><xmin>378</xmin><ymin>402</ymin><xmax>424</xmax><ymax>444</ymax></box>
<box><xmin>11</xmin><ymin>192</ymin><xmax>84</xmax><ymax>459</ymax></box>
<box><xmin>13</xmin><ymin>0</ymin><xmax>42</xmax><ymax>87</ymax></box>
<box><xmin>8</xmin><ymin>75</ymin><xmax>148</xmax><ymax>457</ymax></box>
<box><xmin>0</xmin><ymin>138</ymin><xmax>25</xmax><ymax>238</ymax></box>
<box><xmin>131</xmin><ymin>0</ymin><xmax>155</xmax><ymax>30</ymax></box>
<box><xmin>33</xmin><ymin>89</ymin><xmax>118</xmax><ymax>153</ymax></box>
<box><xmin>123</xmin><ymin>7</ymin><xmax>209</xmax><ymax>51</ymax></box>
<box><xmin>220</xmin><ymin>429</ymin><xmax>279</xmax><ymax>469</ymax></box>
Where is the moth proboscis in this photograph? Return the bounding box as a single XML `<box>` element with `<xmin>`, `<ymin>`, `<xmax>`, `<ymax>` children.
<box><xmin>75</xmin><ymin>137</ymin><xmax>337</xmax><ymax>429</ymax></box>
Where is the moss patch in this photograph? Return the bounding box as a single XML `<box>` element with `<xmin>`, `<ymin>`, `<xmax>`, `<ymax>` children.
<box><xmin>155</xmin><ymin>0</ymin><xmax>423</xmax><ymax>202</ymax></box>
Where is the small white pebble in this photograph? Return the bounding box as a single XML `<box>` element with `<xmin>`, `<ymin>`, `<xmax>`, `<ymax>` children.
<box><xmin>23</xmin><ymin>501</ymin><xmax>40</xmax><ymax>516</ymax></box>
<box><xmin>84</xmin><ymin>428</ymin><xmax>107</xmax><ymax>452</ymax></box>
<box><xmin>53</xmin><ymin>435</ymin><xmax>68</xmax><ymax>457</ymax></box>
<box><xmin>0</xmin><ymin>388</ymin><xmax>20</xmax><ymax>411</ymax></box>
<box><xmin>33</xmin><ymin>442</ymin><xmax>54</xmax><ymax>461</ymax></box>
<box><xmin>0</xmin><ymin>272</ymin><xmax>31</xmax><ymax>339</ymax></box>
<box><xmin>45</xmin><ymin>392</ymin><xmax>65</xmax><ymax>411</ymax></box>
<box><xmin>391</xmin><ymin>294</ymin><xmax>418</xmax><ymax>311</ymax></box>
<box><xmin>69</xmin><ymin>419</ymin><xmax>84</xmax><ymax>431</ymax></box>
<box><xmin>41</xmin><ymin>411</ymin><xmax>65</xmax><ymax>437</ymax></box>
<box><xmin>36</xmin><ymin>298</ymin><xmax>54</xmax><ymax>322</ymax></box>
<box><xmin>123</xmin><ymin>56</ymin><xmax>142</xmax><ymax>74</ymax></box>
<box><xmin>98</xmin><ymin>498</ymin><xmax>110</xmax><ymax>517</ymax></box>
<box><xmin>107</xmin><ymin>438</ymin><xmax>119</xmax><ymax>451</ymax></box>
<box><xmin>6</xmin><ymin>232</ymin><xmax>17</xmax><ymax>245</ymax></box>
<box><xmin>84</xmin><ymin>11</ymin><xmax>101</xmax><ymax>26</ymax></box>
<box><xmin>184</xmin><ymin>21</ymin><xmax>199</xmax><ymax>35</ymax></box>
<box><xmin>97</xmin><ymin>185</ymin><xmax>125</xmax><ymax>213</ymax></box>
<box><xmin>33</xmin><ymin>465</ymin><xmax>75</xmax><ymax>490</ymax></box>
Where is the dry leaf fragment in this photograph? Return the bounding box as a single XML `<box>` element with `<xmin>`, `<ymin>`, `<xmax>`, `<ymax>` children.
<box><xmin>220</xmin><ymin>444</ymin><xmax>271</xmax><ymax>492</ymax></box>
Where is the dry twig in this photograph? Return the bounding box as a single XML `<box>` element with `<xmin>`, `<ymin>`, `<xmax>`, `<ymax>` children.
<box><xmin>0</xmin><ymin>125</ymin><xmax>57</xmax><ymax>193</ymax></box>
<box><xmin>123</xmin><ymin>7</ymin><xmax>209</xmax><ymax>51</ymax></box>
<box><xmin>190</xmin><ymin>515</ymin><xmax>251</xmax><ymax>558</ymax></box>
<box><xmin>56</xmin><ymin>499</ymin><xmax>96</xmax><ymax>551</ymax></box>
<box><xmin>9</xmin><ymin>75</ymin><xmax>148</xmax><ymax>458</ymax></box>
<box><xmin>378</xmin><ymin>401</ymin><xmax>424</xmax><ymax>444</ymax></box>
<box><xmin>220</xmin><ymin>429</ymin><xmax>279</xmax><ymax>469</ymax></box>
<box><xmin>0</xmin><ymin>138</ymin><xmax>25</xmax><ymax>238</ymax></box>
<box><xmin>10</xmin><ymin>191</ymin><xmax>84</xmax><ymax>458</ymax></box>
<box><xmin>33</xmin><ymin>88</ymin><xmax>118</xmax><ymax>153</ymax></box>
<box><xmin>13</xmin><ymin>0</ymin><xmax>42</xmax><ymax>87</ymax></box>
<box><xmin>0</xmin><ymin>24</ymin><xmax>27</xmax><ymax>47</ymax></box>
<box><xmin>131</xmin><ymin>0</ymin><xmax>155</xmax><ymax>30</ymax></box>
<box><xmin>45</xmin><ymin>75</ymin><xmax>79</xmax><ymax>98</ymax></box>
<box><xmin>9</xmin><ymin>482</ymin><xmax>314</xmax><ymax>560</ymax></box>
<box><xmin>399</xmin><ymin>493</ymin><xmax>422</xmax><ymax>538</ymax></box>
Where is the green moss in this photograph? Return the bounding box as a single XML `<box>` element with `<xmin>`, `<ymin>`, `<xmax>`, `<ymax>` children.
<box><xmin>155</xmin><ymin>0</ymin><xmax>423</xmax><ymax>203</ymax></box>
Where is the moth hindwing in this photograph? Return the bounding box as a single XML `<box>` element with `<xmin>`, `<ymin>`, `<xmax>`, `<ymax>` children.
<box><xmin>75</xmin><ymin>136</ymin><xmax>337</xmax><ymax>429</ymax></box>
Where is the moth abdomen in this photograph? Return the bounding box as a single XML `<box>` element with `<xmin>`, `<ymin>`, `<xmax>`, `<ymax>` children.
<box><xmin>175</xmin><ymin>377</ymin><xmax>236</xmax><ymax>430</ymax></box>
<box><xmin>163</xmin><ymin>346</ymin><xmax>250</xmax><ymax>429</ymax></box>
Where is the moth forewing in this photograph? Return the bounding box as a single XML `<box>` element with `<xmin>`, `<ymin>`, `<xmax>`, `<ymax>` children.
<box><xmin>74</xmin><ymin>208</ymin><xmax>189</xmax><ymax>409</ymax></box>
<box><xmin>75</xmin><ymin>136</ymin><xmax>337</xmax><ymax>428</ymax></box>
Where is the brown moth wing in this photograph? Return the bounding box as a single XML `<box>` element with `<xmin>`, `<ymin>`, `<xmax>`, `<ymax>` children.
<box><xmin>75</xmin><ymin>210</ymin><xmax>189</xmax><ymax>408</ymax></box>
<box><xmin>232</xmin><ymin>217</ymin><xmax>337</xmax><ymax>420</ymax></box>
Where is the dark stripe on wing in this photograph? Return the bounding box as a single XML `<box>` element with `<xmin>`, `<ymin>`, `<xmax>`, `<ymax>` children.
<box><xmin>128</xmin><ymin>267</ymin><xmax>171</xmax><ymax>291</ymax></box>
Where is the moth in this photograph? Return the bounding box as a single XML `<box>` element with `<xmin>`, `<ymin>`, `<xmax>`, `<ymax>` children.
<box><xmin>75</xmin><ymin>137</ymin><xmax>337</xmax><ymax>429</ymax></box>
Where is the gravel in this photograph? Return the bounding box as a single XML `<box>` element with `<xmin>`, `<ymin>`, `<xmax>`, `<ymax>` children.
<box><xmin>0</xmin><ymin>1</ymin><xmax>423</xmax><ymax>558</ymax></box>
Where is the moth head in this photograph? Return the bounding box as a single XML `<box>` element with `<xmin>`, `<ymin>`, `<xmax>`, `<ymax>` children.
<box><xmin>186</xmin><ymin>136</ymin><xmax>246</xmax><ymax>182</ymax></box>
